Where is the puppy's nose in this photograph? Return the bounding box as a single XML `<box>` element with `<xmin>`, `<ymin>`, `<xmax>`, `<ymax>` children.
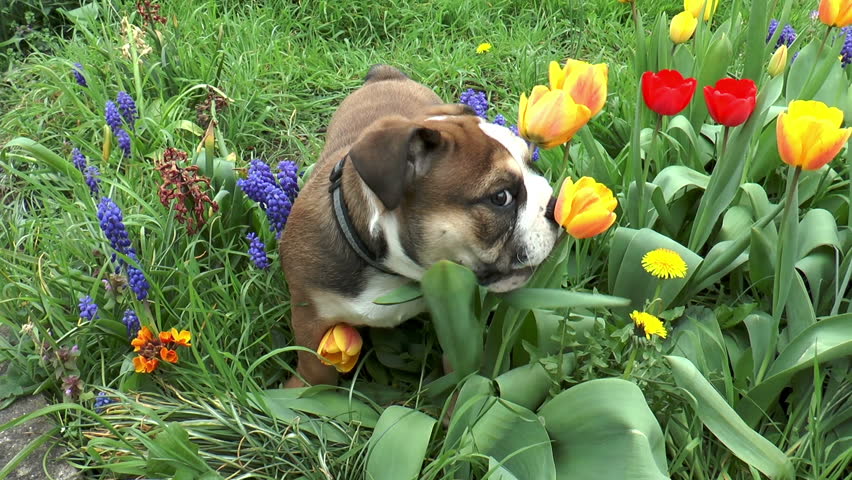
<box><xmin>545</xmin><ymin>196</ymin><xmax>558</xmax><ymax>224</ymax></box>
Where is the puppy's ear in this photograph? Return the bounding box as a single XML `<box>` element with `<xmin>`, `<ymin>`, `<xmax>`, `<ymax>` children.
<box><xmin>348</xmin><ymin>119</ymin><xmax>443</xmax><ymax>211</ymax></box>
<box><xmin>422</xmin><ymin>103</ymin><xmax>476</xmax><ymax>117</ymax></box>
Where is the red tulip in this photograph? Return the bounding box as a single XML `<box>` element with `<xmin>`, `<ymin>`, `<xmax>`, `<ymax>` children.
<box><xmin>641</xmin><ymin>70</ymin><xmax>698</xmax><ymax>116</ymax></box>
<box><xmin>703</xmin><ymin>78</ymin><xmax>758</xmax><ymax>127</ymax></box>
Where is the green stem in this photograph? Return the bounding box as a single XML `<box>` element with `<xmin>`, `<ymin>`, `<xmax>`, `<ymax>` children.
<box><xmin>622</xmin><ymin>342</ymin><xmax>639</xmax><ymax>379</ymax></box>
<box><xmin>719</xmin><ymin>126</ymin><xmax>731</xmax><ymax>165</ymax></box>
<box><xmin>772</xmin><ymin>166</ymin><xmax>802</xmax><ymax>319</ymax></box>
<box><xmin>639</xmin><ymin>114</ymin><xmax>663</xmax><ymax>227</ymax></box>
<box><xmin>816</xmin><ymin>26</ymin><xmax>833</xmax><ymax>59</ymax></box>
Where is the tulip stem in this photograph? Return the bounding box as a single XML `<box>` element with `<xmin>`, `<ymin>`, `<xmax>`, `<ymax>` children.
<box><xmin>639</xmin><ymin>114</ymin><xmax>663</xmax><ymax>226</ymax></box>
<box><xmin>719</xmin><ymin>126</ymin><xmax>731</xmax><ymax>165</ymax></box>
<box><xmin>817</xmin><ymin>26</ymin><xmax>833</xmax><ymax>59</ymax></box>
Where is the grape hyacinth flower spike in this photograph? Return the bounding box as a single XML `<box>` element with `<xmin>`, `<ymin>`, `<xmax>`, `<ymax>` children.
<box><xmin>116</xmin><ymin>91</ymin><xmax>138</xmax><ymax>129</ymax></box>
<box><xmin>72</xmin><ymin>63</ymin><xmax>87</xmax><ymax>87</ymax></box>
<box><xmin>78</xmin><ymin>295</ymin><xmax>99</xmax><ymax>320</ymax></box>
<box><xmin>247</xmin><ymin>232</ymin><xmax>270</xmax><ymax>269</ymax></box>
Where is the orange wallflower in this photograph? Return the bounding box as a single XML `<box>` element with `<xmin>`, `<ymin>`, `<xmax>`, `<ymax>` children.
<box><xmin>133</xmin><ymin>355</ymin><xmax>159</xmax><ymax>373</ymax></box>
<box><xmin>160</xmin><ymin>347</ymin><xmax>179</xmax><ymax>363</ymax></box>
<box><xmin>131</xmin><ymin>326</ymin><xmax>154</xmax><ymax>352</ymax></box>
<box><xmin>130</xmin><ymin>325</ymin><xmax>192</xmax><ymax>373</ymax></box>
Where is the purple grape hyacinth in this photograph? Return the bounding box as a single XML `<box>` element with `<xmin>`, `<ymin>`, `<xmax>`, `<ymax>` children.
<box><xmin>85</xmin><ymin>166</ymin><xmax>101</xmax><ymax>195</ymax></box>
<box><xmin>493</xmin><ymin>114</ymin><xmax>506</xmax><ymax>126</ymax></box>
<box><xmin>97</xmin><ymin>197</ymin><xmax>133</xmax><ymax>257</ymax></box>
<box><xmin>94</xmin><ymin>392</ymin><xmax>116</xmax><ymax>412</ymax></box>
<box><xmin>105</xmin><ymin>101</ymin><xmax>122</xmax><ymax>133</ymax></box>
<box><xmin>116</xmin><ymin>128</ymin><xmax>131</xmax><ymax>158</ymax></box>
<box><xmin>72</xmin><ymin>148</ymin><xmax>87</xmax><ymax>172</ymax></box>
<box><xmin>116</xmin><ymin>91</ymin><xmax>138</xmax><ymax>129</ymax></box>
<box><xmin>72</xmin><ymin>63</ymin><xmax>87</xmax><ymax>87</ymax></box>
<box><xmin>127</xmin><ymin>253</ymin><xmax>150</xmax><ymax>301</ymax></box>
<box><xmin>247</xmin><ymin>232</ymin><xmax>270</xmax><ymax>269</ymax></box>
<box><xmin>122</xmin><ymin>310</ymin><xmax>140</xmax><ymax>339</ymax></box>
<box><xmin>460</xmin><ymin>89</ymin><xmax>488</xmax><ymax>118</ymax></box>
<box><xmin>237</xmin><ymin>159</ymin><xmax>300</xmax><ymax>237</ymax></box>
<box><xmin>78</xmin><ymin>295</ymin><xmax>99</xmax><ymax>320</ymax></box>
<box><xmin>841</xmin><ymin>27</ymin><xmax>852</xmax><ymax>67</ymax></box>
<box><xmin>767</xmin><ymin>19</ymin><xmax>797</xmax><ymax>49</ymax></box>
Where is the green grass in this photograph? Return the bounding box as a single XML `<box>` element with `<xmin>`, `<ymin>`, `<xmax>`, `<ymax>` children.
<box><xmin>1</xmin><ymin>0</ymin><xmax>850</xmax><ymax>479</ymax></box>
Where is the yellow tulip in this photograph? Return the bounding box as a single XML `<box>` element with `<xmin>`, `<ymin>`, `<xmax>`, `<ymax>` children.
<box><xmin>548</xmin><ymin>59</ymin><xmax>608</xmax><ymax>117</ymax></box>
<box><xmin>518</xmin><ymin>85</ymin><xmax>592</xmax><ymax>149</ymax></box>
<box><xmin>819</xmin><ymin>0</ymin><xmax>852</xmax><ymax>27</ymax></box>
<box><xmin>670</xmin><ymin>11</ymin><xmax>698</xmax><ymax>44</ymax></box>
<box><xmin>684</xmin><ymin>0</ymin><xmax>719</xmax><ymax>21</ymax></box>
<box><xmin>768</xmin><ymin>45</ymin><xmax>788</xmax><ymax>78</ymax></box>
<box><xmin>317</xmin><ymin>324</ymin><xmax>363</xmax><ymax>373</ymax></box>
<box><xmin>776</xmin><ymin>100</ymin><xmax>852</xmax><ymax>171</ymax></box>
<box><xmin>553</xmin><ymin>177</ymin><xmax>618</xmax><ymax>239</ymax></box>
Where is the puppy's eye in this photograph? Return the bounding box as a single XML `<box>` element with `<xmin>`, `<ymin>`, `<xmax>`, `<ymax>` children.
<box><xmin>490</xmin><ymin>189</ymin><xmax>514</xmax><ymax>207</ymax></box>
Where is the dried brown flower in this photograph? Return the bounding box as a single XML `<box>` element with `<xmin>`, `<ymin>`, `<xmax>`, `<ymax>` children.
<box><xmin>156</xmin><ymin>147</ymin><xmax>219</xmax><ymax>234</ymax></box>
<box><xmin>196</xmin><ymin>89</ymin><xmax>230</xmax><ymax>127</ymax></box>
<box><xmin>136</xmin><ymin>1</ymin><xmax>167</xmax><ymax>26</ymax></box>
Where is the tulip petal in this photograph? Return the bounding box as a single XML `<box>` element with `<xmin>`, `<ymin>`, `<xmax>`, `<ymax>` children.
<box><xmin>802</xmin><ymin>125</ymin><xmax>852</xmax><ymax>170</ymax></box>
<box><xmin>567</xmin><ymin>209</ymin><xmax>618</xmax><ymax>239</ymax></box>
<box><xmin>553</xmin><ymin>177</ymin><xmax>576</xmax><ymax>226</ymax></box>
<box><xmin>563</xmin><ymin>63</ymin><xmax>608</xmax><ymax>117</ymax></box>
<box><xmin>776</xmin><ymin>112</ymin><xmax>804</xmax><ymax>168</ymax></box>
<box><xmin>549</xmin><ymin>60</ymin><xmax>565</xmax><ymax>90</ymax></box>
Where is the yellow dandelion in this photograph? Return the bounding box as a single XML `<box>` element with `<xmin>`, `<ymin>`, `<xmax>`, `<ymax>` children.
<box><xmin>630</xmin><ymin>310</ymin><xmax>668</xmax><ymax>340</ymax></box>
<box><xmin>476</xmin><ymin>42</ymin><xmax>493</xmax><ymax>54</ymax></box>
<box><xmin>641</xmin><ymin>248</ymin><xmax>687</xmax><ymax>279</ymax></box>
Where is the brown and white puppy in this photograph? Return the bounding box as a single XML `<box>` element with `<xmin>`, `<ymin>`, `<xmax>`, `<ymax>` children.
<box><xmin>280</xmin><ymin>65</ymin><xmax>558</xmax><ymax>387</ymax></box>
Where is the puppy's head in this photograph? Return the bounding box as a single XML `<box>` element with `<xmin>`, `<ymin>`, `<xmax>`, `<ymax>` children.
<box><xmin>348</xmin><ymin>109</ymin><xmax>559</xmax><ymax>292</ymax></box>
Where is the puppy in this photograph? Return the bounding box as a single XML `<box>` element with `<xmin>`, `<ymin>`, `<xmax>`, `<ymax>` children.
<box><xmin>280</xmin><ymin>65</ymin><xmax>558</xmax><ymax>387</ymax></box>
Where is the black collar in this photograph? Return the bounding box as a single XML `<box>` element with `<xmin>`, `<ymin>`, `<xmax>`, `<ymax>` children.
<box><xmin>329</xmin><ymin>157</ymin><xmax>396</xmax><ymax>275</ymax></box>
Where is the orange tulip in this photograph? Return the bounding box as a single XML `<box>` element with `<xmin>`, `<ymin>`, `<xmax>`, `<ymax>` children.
<box><xmin>518</xmin><ymin>85</ymin><xmax>591</xmax><ymax>149</ymax></box>
<box><xmin>317</xmin><ymin>324</ymin><xmax>363</xmax><ymax>373</ymax></box>
<box><xmin>548</xmin><ymin>59</ymin><xmax>608</xmax><ymax>117</ymax></box>
<box><xmin>819</xmin><ymin>0</ymin><xmax>852</xmax><ymax>27</ymax></box>
<box><xmin>776</xmin><ymin>100</ymin><xmax>852</xmax><ymax>171</ymax></box>
<box><xmin>553</xmin><ymin>177</ymin><xmax>618</xmax><ymax>239</ymax></box>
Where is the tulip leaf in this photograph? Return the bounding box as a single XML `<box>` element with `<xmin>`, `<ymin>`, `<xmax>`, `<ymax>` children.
<box><xmin>772</xmin><ymin>168</ymin><xmax>799</xmax><ymax>321</ymax></box>
<box><xmin>365</xmin><ymin>406</ymin><xmax>437</xmax><ymax>480</ymax></box>
<box><xmin>538</xmin><ymin>378</ymin><xmax>668</xmax><ymax>479</ymax></box>
<box><xmin>737</xmin><ymin>313</ymin><xmax>852</xmax><ymax>426</ymax></box>
<box><xmin>494</xmin><ymin>354</ymin><xmax>574</xmax><ymax>411</ymax></box>
<box><xmin>666</xmin><ymin>356</ymin><xmax>794</xmax><ymax>480</ymax></box>
<box><xmin>462</xmin><ymin>398</ymin><xmax>556</xmax><ymax>480</ymax></box>
<box><xmin>498</xmin><ymin>288</ymin><xmax>629</xmax><ymax>311</ymax></box>
<box><xmin>608</xmin><ymin>227</ymin><xmax>701</xmax><ymax>314</ymax></box>
<box><xmin>743</xmin><ymin>311</ymin><xmax>778</xmax><ymax>384</ymax></box>
<box><xmin>687</xmin><ymin>32</ymin><xmax>732</xmax><ymax>131</ymax></box>
<box><xmin>372</xmin><ymin>282</ymin><xmax>422</xmax><ymax>305</ymax></box>
<box><xmin>421</xmin><ymin>261</ymin><xmax>482</xmax><ymax>378</ymax></box>
<box><xmin>688</xmin><ymin>74</ymin><xmax>783</xmax><ymax>252</ymax></box>
<box><xmin>741</xmin><ymin>0</ymin><xmax>770</xmax><ymax>82</ymax></box>
<box><xmin>748</xmin><ymin>227</ymin><xmax>775</xmax><ymax>296</ymax></box>
<box><xmin>250</xmin><ymin>387</ymin><xmax>380</xmax><ymax>427</ymax></box>
<box><xmin>783</xmin><ymin>273</ymin><xmax>815</xmax><ymax>339</ymax></box>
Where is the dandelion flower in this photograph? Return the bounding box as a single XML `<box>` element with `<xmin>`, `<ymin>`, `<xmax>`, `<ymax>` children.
<box><xmin>630</xmin><ymin>310</ymin><xmax>668</xmax><ymax>339</ymax></box>
<box><xmin>476</xmin><ymin>42</ymin><xmax>493</xmax><ymax>54</ymax></box>
<box><xmin>642</xmin><ymin>248</ymin><xmax>687</xmax><ymax>279</ymax></box>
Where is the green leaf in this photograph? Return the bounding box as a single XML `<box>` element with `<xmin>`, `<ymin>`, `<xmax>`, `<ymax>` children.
<box><xmin>688</xmin><ymin>33</ymin><xmax>732</xmax><ymax>130</ymax></box>
<box><xmin>743</xmin><ymin>311</ymin><xmax>778</xmax><ymax>384</ymax></box>
<box><xmin>250</xmin><ymin>387</ymin><xmax>379</xmax><ymax>427</ymax></box>
<box><xmin>2</xmin><ymin>137</ymin><xmax>82</xmax><ymax>183</ymax></box>
<box><xmin>499</xmin><ymin>288</ymin><xmax>629</xmax><ymax>311</ymax></box>
<box><xmin>539</xmin><ymin>378</ymin><xmax>668</xmax><ymax>479</ymax></box>
<box><xmin>421</xmin><ymin>261</ymin><xmax>482</xmax><ymax>377</ymax></box>
<box><xmin>494</xmin><ymin>354</ymin><xmax>574</xmax><ymax>411</ymax></box>
<box><xmin>372</xmin><ymin>282</ymin><xmax>422</xmax><ymax>305</ymax></box>
<box><xmin>463</xmin><ymin>398</ymin><xmax>556</xmax><ymax>480</ymax></box>
<box><xmin>741</xmin><ymin>0</ymin><xmax>770</xmax><ymax>82</ymax></box>
<box><xmin>748</xmin><ymin>226</ymin><xmax>775</xmax><ymax>295</ymax></box>
<box><xmin>737</xmin><ymin>313</ymin><xmax>852</xmax><ymax>426</ymax></box>
<box><xmin>366</xmin><ymin>406</ymin><xmax>437</xmax><ymax>480</ymax></box>
<box><xmin>688</xmin><ymin>74</ymin><xmax>784</xmax><ymax>251</ymax></box>
<box><xmin>608</xmin><ymin>227</ymin><xmax>702</xmax><ymax>314</ymax></box>
<box><xmin>665</xmin><ymin>356</ymin><xmax>794</xmax><ymax>480</ymax></box>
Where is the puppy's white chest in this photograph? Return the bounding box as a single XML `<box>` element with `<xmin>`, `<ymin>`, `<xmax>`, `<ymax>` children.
<box><xmin>311</xmin><ymin>275</ymin><xmax>426</xmax><ymax>328</ymax></box>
